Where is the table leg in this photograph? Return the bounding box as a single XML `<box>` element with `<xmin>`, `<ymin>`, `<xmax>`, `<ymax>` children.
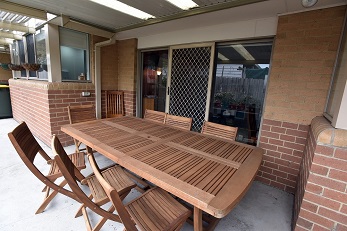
<box><xmin>194</xmin><ymin>207</ymin><xmax>203</xmax><ymax>231</ymax></box>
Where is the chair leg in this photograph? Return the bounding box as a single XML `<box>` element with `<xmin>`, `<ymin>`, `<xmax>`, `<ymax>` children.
<box><xmin>92</xmin><ymin>205</ymin><xmax>116</xmax><ymax>231</ymax></box>
<box><xmin>81</xmin><ymin>206</ymin><xmax>93</xmax><ymax>231</ymax></box>
<box><xmin>35</xmin><ymin>179</ymin><xmax>68</xmax><ymax>214</ymax></box>
<box><xmin>75</xmin><ymin>194</ymin><xmax>93</xmax><ymax>218</ymax></box>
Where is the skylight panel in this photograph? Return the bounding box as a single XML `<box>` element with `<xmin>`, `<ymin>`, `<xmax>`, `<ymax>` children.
<box><xmin>165</xmin><ymin>0</ymin><xmax>198</xmax><ymax>10</ymax></box>
<box><xmin>89</xmin><ymin>0</ymin><xmax>155</xmax><ymax>19</ymax></box>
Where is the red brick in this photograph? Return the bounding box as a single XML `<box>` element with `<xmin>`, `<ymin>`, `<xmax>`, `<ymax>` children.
<box><xmin>315</xmin><ymin>145</ymin><xmax>335</xmax><ymax>156</ymax></box>
<box><xmin>300</xmin><ymin>209</ymin><xmax>334</xmax><ymax>229</ymax></box>
<box><xmin>277</xmin><ymin>176</ymin><xmax>296</xmax><ymax>187</ymax></box>
<box><xmin>262</xmin><ymin>119</ymin><xmax>282</xmax><ymax>127</ymax></box>
<box><xmin>334</xmin><ymin>148</ymin><xmax>347</xmax><ymax>161</ymax></box>
<box><xmin>301</xmin><ymin>200</ymin><xmax>318</xmax><ymax>213</ymax></box>
<box><xmin>293</xmin><ymin>150</ymin><xmax>304</xmax><ymax>157</ymax></box>
<box><xmin>260</xmin><ymin>137</ymin><xmax>269</xmax><ymax>143</ymax></box>
<box><xmin>296</xmin><ymin>137</ymin><xmax>307</xmax><ymax>145</ymax></box>
<box><xmin>278</xmin><ymin>146</ymin><xmax>294</xmax><ymax>154</ymax></box>
<box><xmin>266</xmin><ymin>150</ymin><xmax>282</xmax><ymax>158</ymax></box>
<box><xmin>318</xmin><ymin>207</ymin><xmax>347</xmax><ymax>225</ymax></box>
<box><xmin>305</xmin><ymin>192</ymin><xmax>340</xmax><ymax>211</ymax></box>
<box><xmin>281</xmin><ymin>153</ymin><xmax>302</xmax><ymax>164</ymax></box>
<box><xmin>341</xmin><ymin>205</ymin><xmax>347</xmax><ymax>214</ymax></box>
<box><xmin>259</xmin><ymin>142</ymin><xmax>278</xmax><ymax>151</ymax></box>
<box><xmin>311</xmin><ymin>224</ymin><xmax>331</xmax><ymax>231</ymax></box>
<box><xmin>261</xmin><ymin>131</ymin><xmax>280</xmax><ymax>139</ymax></box>
<box><xmin>270</xmin><ymin>181</ymin><xmax>286</xmax><ymax>190</ymax></box>
<box><xmin>255</xmin><ymin>175</ymin><xmax>271</xmax><ymax>184</ymax></box>
<box><xmin>323</xmin><ymin>188</ymin><xmax>347</xmax><ymax>204</ymax></box>
<box><xmin>296</xmin><ymin>217</ymin><xmax>313</xmax><ymax>230</ymax></box>
<box><xmin>286</xmin><ymin>129</ymin><xmax>308</xmax><ymax>138</ymax></box>
<box><xmin>294</xmin><ymin>225</ymin><xmax>308</xmax><ymax>231</ymax></box>
<box><xmin>272</xmin><ymin>169</ymin><xmax>288</xmax><ymax>178</ymax></box>
<box><xmin>336</xmin><ymin>224</ymin><xmax>347</xmax><ymax>231</ymax></box>
<box><xmin>311</xmin><ymin>164</ymin><xmax>329</xmax><ymax>176</ymax></box>
<box><xmin>284</xmin><ymin>141</ymin><xmax>305</xmax><ymax>151</ymax></box>
<box><xmin>269</xmin><ymin>138</ymin><xmax>284</xmax><ymax>146</ymax></box>
<box><xmin>281</xmin><ymin>134</ymin><xmax>296</xmax><ymax>142</ymax></box>
<box><xmin>279</xmin><ymin>165</ymin><xmax>300</xmax><ymax>176</ymax></box>
<box><xmin>259</xmin><ymin>166</ymin><xmax>273</xmax><ymax>174</ymax></box>
<box><xmin>329</xmin><ymin>169</ymin><xmax>347</xmax><ymax>183</ymax></box>
<box><xmin>282</xmin><ymin>122</ymin><xmax>299</xmax><ymax>129</ymax></box>
<box><xmin>263</xmin><ymin>172</ymin><xmax>277</xmax><ymax>181</ymax></box>
<box><xmin>314</xmin><ymin>155</ymin><xmax>347</xmax><ymax>172</ymax></box>
<box><xmin>262</xmin><ymin>124</ymin><xmax>271</xmax><ymax>131</ymax></box>
<box><xmin>305</xmin><ymin>182</ymin><xmax>323</xmax><ymax>194</ymax></box>
<box><xmin>271</xmin><ymin>126</ymin><xmax>286</xmax><ymax>134</ymax></box>
<box><xmin>308</xmin><ymin>174</ymin><xmax>346</xmax><ymax>192</ymax></box>
<box><xmin>263</xmin><ymin>154</ymin><xmax>275</xmax><ymax>162</ymax></box>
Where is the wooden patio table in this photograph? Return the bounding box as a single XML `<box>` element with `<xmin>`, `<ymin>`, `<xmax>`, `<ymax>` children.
<box><xmin>61</xmin><ymin>116</ymin><xmax>263</xmax><ymax>231</ymax></box>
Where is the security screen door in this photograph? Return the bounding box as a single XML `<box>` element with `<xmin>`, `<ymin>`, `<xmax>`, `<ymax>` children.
<box><xmin>165</xmin><ymin>43</ymin><xmax>215</xmax><ymax>132</ymax></box>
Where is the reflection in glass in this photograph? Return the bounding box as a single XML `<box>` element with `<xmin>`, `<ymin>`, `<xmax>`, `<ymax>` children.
<box><xmin>141</xmin><ymin>50</ymin><xmax>168</xmax><ymax>116</ymax></box>
<box><xmin>210</xmin><ymin>42</ymin><xmax>273</xmax><ymax>146</ymax></box>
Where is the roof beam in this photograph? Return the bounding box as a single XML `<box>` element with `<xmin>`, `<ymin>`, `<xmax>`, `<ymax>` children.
<box><xmin>115</xmin><ymin>0</ymin><xmax>268</xmax><ymax>32</ymax></box>
<box><xmin>0</xmin><ymin>21</ymin><xmax>35</xmax><ymax>33</ymax></box>
<box><xmin>0</xmin><ymin>1</ymin><xmax>46</xmax><ymax>20</ymax></box>
<box><xmin>0</xmin><ymin>31</ymin><xmax>22</xmax><ymax>40</ymax></box>
<box><xmin>0</xmin><ymin>38</ymin><xmax>14</xmax><ymax>44</ymax></box>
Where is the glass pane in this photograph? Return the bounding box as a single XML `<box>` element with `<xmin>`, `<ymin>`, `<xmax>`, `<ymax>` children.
<box><xmin>210</xmin><ymin>42</ymin><xmax>272</xmax><ymax>145</ymax></box>
<box><xmin>142</xmin><ymin>50</ymin><xmax>168</xmax><ymax>116</ymax></box>
<box><xmin>35</xmin><ymin>26</ymin><xmax>48</xmax><ymax>80</ymax></box>
<box><xmin>59</xmin><ymin>28</ymin><xmax>89</xmax><ymax>81</ymax></box>
<box><xmin>26</xmin><ymin>34</ymin><xmax>37</xmax><ymax>77</ymax></box>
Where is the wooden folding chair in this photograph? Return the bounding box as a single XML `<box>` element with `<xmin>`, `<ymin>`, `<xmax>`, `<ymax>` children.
<box><xmin>88</xmin><ymin>153</ymin><xmax>191</xmax><ymax>231</ymax></box>
<box><xmin>52</xmin><ymin>135</ymin><xmax>136</xmax><ymax>231</ymax></box>
<box><xmin>165</xmin><ymin>114</ymin><xmax>192</xmax><ymax>131</ymax></box>
<box><xmin>143</xmin><ymin>109</ymin><xmax>166</xmax><ymax>123</ymax></box>
<box><xmin>67</xmin><ymin>104</ymin><xmax>96</xmax><ymax>152</ymax></box>
<box><xmin>106</xmin><ymin>90</ymin><xmax>124</xmax><ymax>118</ymax></box>
<box><xmin>7</xmin><ymin>122</ymin><xmax>86</xmax><ymax>214</ymax></box>
<box><xmin>201</xmin><ymin>121</ymin><xmax>238</xmax><ymax>141</ymax></box>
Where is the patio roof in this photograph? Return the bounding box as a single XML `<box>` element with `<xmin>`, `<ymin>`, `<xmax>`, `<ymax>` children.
<box><xmin>0</xmin><ymin>0</ymin><xmax>345</xmax><ymax>49</ymax></box>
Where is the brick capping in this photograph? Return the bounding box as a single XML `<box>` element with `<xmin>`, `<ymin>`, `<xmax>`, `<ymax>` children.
<box><xmin>293</xmin><ymin>116</ymin><xmax>347</xmax><ymax>231</ymax></box>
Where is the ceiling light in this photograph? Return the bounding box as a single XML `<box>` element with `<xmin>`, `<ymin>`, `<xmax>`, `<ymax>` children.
<box><xmin>218</xmin><ymin>53</ymin><xmax>229</xmax><ymax>61</ymax></box>
<box><xmin>89</xmin><ymin>0</ymin><xmax>155</xmax><ymax>19</ymax></box>
<box><xmin>165</xmin><ymin>0</ymin><xmax>198</xmax><ymax>10</ymax></box>
<box><xmin>231</xmin><ymin>45</ymin><xmax>255</xmax><ymax>61</ymax></box>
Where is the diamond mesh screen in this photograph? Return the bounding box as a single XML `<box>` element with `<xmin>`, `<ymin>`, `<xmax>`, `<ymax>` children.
<box><xmin>169</xmin><ymin>46</ymin><xmax>212</xmax><ymax>132</ymax></box>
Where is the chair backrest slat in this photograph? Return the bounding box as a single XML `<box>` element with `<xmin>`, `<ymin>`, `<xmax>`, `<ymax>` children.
<box><xmin>201</xmin><ymin>121</ymin><xmax>238</xmax><ymax>141</ymax></box>
<box><xmin>8</xmin><ymin>122</ymin><xmax>49</xmax><ymax>163</ymax></box>
<box><xmin>68</xmin><ymin>104</ymin><xmax>96</xmax><ymax>124</ymax></box>
<box><xmin>106</xmin><ymin>91</ymin><xmax>124</xmax><ymax>118</ymax></box>
<box><xmin>143</xmin><ymin>109</ymin><xmax>166</xmax><ymax>124</ymax></box>
<box><xmin>165</xmin><ymin>114</ymin><xmax>192</xmax><ymax>131</ymax></box>
<box><xmin>87</xmin><ymin>154</ymin><xmax>137</xmax><ymax>231</ymax></box>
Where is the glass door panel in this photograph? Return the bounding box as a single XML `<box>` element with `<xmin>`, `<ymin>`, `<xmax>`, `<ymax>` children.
<box><xmin>141</xmin><ymin>50</ymin><xmax>168</xmax><ymax>117</ymax></box>
<box><xmin>210</xmin><ymin>41</ymin><xmax>273</xmax><ymax>145</ymax></box>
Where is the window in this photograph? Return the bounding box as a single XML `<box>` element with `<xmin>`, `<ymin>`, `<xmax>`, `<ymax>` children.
<box><xmin>59</xmin><ymin>27</ymin><xmax>89</xmax><ymax>81</ymax></box>
<box><xmin>210</xmin><ymin>40</ymin><xmax>273</xmax><ymax>145</ymax></box>
<box><xmin>35</xmin><ymin>26</ymin><xmax>48</xmax><ymax>80</ymax></box>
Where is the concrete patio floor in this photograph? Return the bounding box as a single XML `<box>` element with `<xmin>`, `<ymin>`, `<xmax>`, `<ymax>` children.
<box><xmin>1</xmin><ymin>118</ymin><xmax>294</xmax><ymax>231</ymax></box>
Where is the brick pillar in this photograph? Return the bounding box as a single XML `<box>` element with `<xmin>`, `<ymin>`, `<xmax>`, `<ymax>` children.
<box><xmin>293</xmin><ymin>117</ymin><xmax>347</xmax><ymax>230</ymax></box>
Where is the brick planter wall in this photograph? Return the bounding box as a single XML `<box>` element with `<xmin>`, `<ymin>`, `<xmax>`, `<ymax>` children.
<box><xmin>9</xmin><ymin>79</ymin><xmax>95</xmax><ymax>147</ymax></box>
<box><xmin>257</xmin><ymin>119</ymin><xmax>309</xmax><ymax>193</ymax></box>
<box><xmin>293</xmin><ymin>117</ymin><xmax>347</xmax><ymax>231</ymax></box>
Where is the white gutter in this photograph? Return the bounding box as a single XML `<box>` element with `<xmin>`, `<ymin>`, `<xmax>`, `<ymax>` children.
<box><xmin>94</xmin><ymin>34</ymin><xmax>116</xmax><ymax>119</ymax></box>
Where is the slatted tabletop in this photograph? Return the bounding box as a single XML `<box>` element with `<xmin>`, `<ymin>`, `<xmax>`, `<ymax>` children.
<box><xmin>61</xmin><ymin>116</ymin><xmax>263</xmax><ymax>230</ymax></box>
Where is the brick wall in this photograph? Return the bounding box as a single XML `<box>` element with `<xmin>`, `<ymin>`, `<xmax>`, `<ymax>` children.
<box><xmin>117</xmin><ymin>39</ymin><xmax>137</xmax><ymax>91</ymax></box>
<box><xmin>257</xmin><ymin>119</ymin><xmax>309</xmax><ymax>193</ymax></box>
<box><xmin>293</xmin><ymin>117</ymin><xmax>347</xmax><ymax>231</ymax></box>
<box><xmin>258</xmin><ymin>6</ymin><xmax>346</xmax><ymax>192</ymax></box>
<box><xmin>9</xmin><ymin>79</ymin><xmax>95</xmax><ymax>146</ymax></box>
<box><xmin>99</xmin><ymin>38</ymin><xmax>138</xmax><ymax>117</ymax></box>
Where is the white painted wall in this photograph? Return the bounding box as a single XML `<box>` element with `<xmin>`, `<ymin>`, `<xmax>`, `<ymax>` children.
<box><xmin>137</xmin><ymin>17</ymin><xmax>277</xmax><ymax>49</ymax></box>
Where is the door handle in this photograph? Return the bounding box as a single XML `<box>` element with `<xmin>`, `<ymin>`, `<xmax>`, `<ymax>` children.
<box><xmin>167</xmin><ymin>86</ymin><xmax>170</xmax><ymax>95</ymax></box>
